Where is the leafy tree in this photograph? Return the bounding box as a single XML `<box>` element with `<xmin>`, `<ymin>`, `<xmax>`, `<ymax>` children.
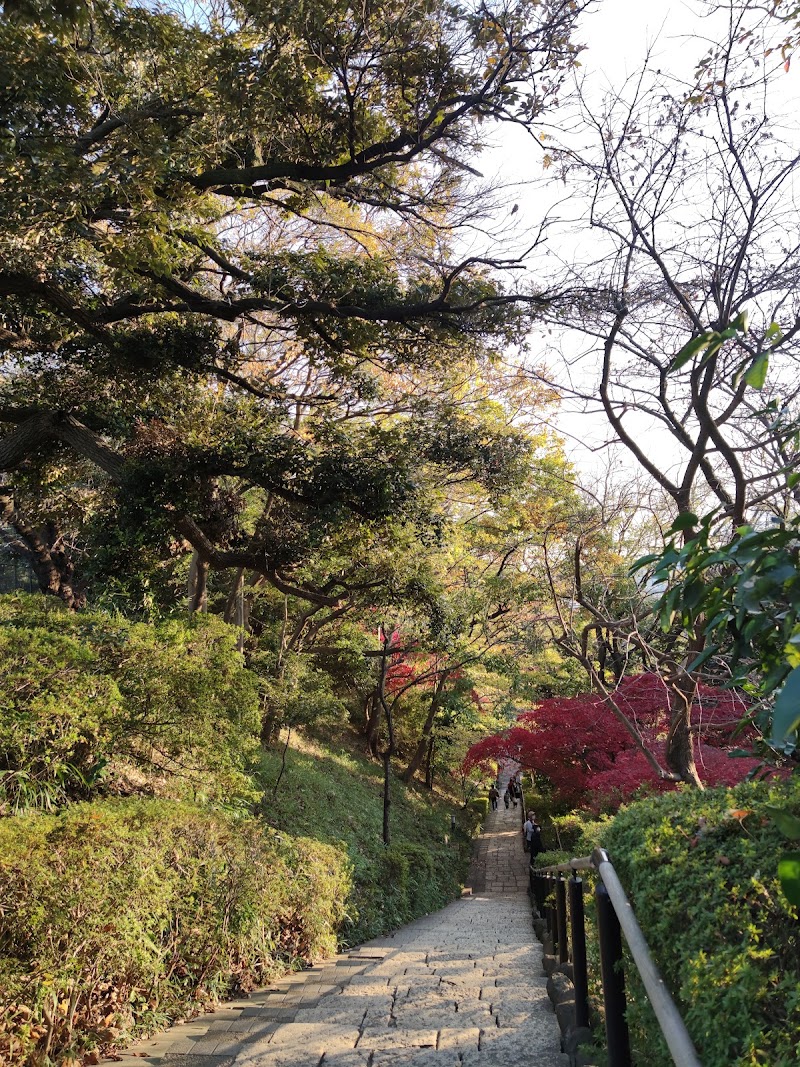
<box><xmin>0</xmin><ymin>0</ymin><xmax>583</xmax><ymax>614</ymax></box>
<box><xmin>462</xmin><ymin>673</ymin><xmax>766</xmax><ymax>811</ymax></box>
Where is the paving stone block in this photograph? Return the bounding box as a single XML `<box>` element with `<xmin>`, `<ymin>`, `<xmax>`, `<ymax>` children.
<box><xmin>182</xmin><ymin>1038</ymin><xmax>242</xmax><ymax>1055</ymax></box>
<box><xmin>319</xmin><ymin>1052</ymin><xmax>371</xmax><ymax>1066</ymax></box>
<box><xmin>436</xmin><ymin>1026</ymin><xmax>481</xmax><ymax>1052</ymax></box>
<box><xmin>370</xmin><ymin>1050</ymin><xmax>460</xmax><ymax>1067</ymax></box>
<box><xmin>355</xmin><ymin>1028</ymin><xmax>438</xmax><ymax>1051</ymax></box>
<box><xmin>262</xmin><ymin>1022</ymin><xmax>361</xmax><ymax>1053</ymax></box>
<box><xmin>161</xmin><ymin>1056</ymin><xmax>234</xmax><ymax>1067</ymax></box>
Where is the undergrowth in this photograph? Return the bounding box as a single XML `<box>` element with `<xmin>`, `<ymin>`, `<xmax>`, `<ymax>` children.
<box><xmin>256</xmin><ymin>733</ymin><xmax>472</xmax><ymax>944</ymax></box>
<box><xmin>0</xmin><ymin>799</ymin><xmax>349</xmax><ymax>1064</ymax></box>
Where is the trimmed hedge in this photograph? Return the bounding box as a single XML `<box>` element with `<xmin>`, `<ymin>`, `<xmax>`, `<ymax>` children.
<box><xmin>348</xmin><ymin>841</ymin><xmax>463</xmax><ymax>943</ymax></box>
<box><xmin>594</xmin><ymin>778</ymin><xmax>800</xmax><ymax>1067</ymax></box>
<box><xmin>0</xmin><ymin>799</ymin><xmax>351</xmax><ymax>1064</ymax></box>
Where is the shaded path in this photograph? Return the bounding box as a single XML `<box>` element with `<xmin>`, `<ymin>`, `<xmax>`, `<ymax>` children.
<box><xmin>107</xmin><ymin>787</ymin><xmax>565</xmax><ymax>1067</ymax></box>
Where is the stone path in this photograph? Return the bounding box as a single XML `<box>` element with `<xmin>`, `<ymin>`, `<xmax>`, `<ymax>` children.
<box><xmin>106</xmin><ymin>783</ymin><xmax>565</xmax><ymax>1067</ymax></box>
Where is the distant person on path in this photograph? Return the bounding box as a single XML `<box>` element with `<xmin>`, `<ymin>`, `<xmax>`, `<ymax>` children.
<box><xmin>507</xmin><ymin>777</ymin><xmax>518</xmax><ymax>808</ymax></box>
<box><xmin>523</xmin><ymin>811</ymin><xmax>543</xmax><ymax>853</ymax></box>
<box><xmin>503</xmin><ymin>787</ymin><xmax>511</xmax><ymax>809</ymax></box>
<box><xmin>489</xmin><ymin>785</ymin><xmax>499</xmax><ymax>810</ymax></box>
<box><xmin>525</xmin><ymin>812</ymin><xmax>544</xmax><ymax>856</ymax></box>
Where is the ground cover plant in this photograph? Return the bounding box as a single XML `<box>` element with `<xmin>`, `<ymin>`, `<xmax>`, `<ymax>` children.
<box><xmin>0</xmin><ymin>800</ymin><xmax>350</xmax><ymax>1064</ymax></box>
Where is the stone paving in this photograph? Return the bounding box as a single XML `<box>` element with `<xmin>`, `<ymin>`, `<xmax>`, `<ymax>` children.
<box><xmin>106</xmin><ymin>773</ymin><xmax>565</xmax><ymax>1067</ymax></box>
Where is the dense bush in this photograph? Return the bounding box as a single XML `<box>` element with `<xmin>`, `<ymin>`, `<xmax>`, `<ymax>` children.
<box><xmin>0</xmin><ymin>594</ymin><xmax>260</xmax><ymax>812</ymax></box>
<box><xmin>468</xmin><ymin>796</ymin><xmax>489</xmax><ymax>821</ymax></box>
<box><xmin>550</xmin><ymin>812</ymin><xmax>587</xmax><ymax>853</ymax></box>
<box><xmin>349</xmin><ymin>842</ymin><xmax>463</xmax><ymax>942</ymax></box>
<box><xmin>0</xmin><ymin>799</ymin><xmax>351</xmax><ymax>1064</ymax></box>
<box><xmin>596</xmin><ymin>779</ymin><xmax>800</xmax><ymax>1067</ymax></box>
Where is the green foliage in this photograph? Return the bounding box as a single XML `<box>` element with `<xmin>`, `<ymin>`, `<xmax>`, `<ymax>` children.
<box><xmin>550</xmin><ymin>812</ymin><xmax>587</xmax><ymax>853</ymax></box>
<box><xmin>254</xmin><ymin>738</ymin><xmax>470</xmax><ymax>945</ymax></box>
<box><xmin>634</xmin><ymin>511</ymin><xmax>800</xmax><ymax>747</ymax></box>
<box><xmin>0</xmin><ymin>799</ymin><xmax>351</xmax><ymax>1064</ymax></box>
<box><xmin>0</xmin><ymin>0</ymin><xmax>579</xmax><ymax>619</ymax></box>
<box><xmin>0</xmin><ymin>594</ymin><xmax>260</xmax><ymax>812</ymax></box>
<box><xmin>532</xmin><ymin>849</ymin><xmax>569</xmax><ymax>870</ymax></box>
<box><xmin>602</xmin><ymin>779</ymin><xmax>800</xmax><ymax>1067</ymax></box>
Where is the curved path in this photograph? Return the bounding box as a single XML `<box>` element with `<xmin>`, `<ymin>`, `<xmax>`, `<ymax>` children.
<box><xmin>108</xmin><ymin>791</ymin><xmax>566</xmax><ymax>1067</ymax></box>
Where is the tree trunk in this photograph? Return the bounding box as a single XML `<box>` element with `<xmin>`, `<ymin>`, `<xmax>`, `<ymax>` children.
<box><xmin>401</xmin><ymin>672</ymin><xmax>449</xmax><ymax>783</ymax></box>
<box><xmin>187</xmin><ymin>551</ymin><xmax>209</xmax><ymax>614</ymax></box>
<box><xmin>223</xmin><ymin>566</ymin><xmax>248</xmax><ymax>652</ymax></box>
<box><xmin>424</xmin><ymin>734</ymin><xmax>435</xmax><ymax>790</ymax></box>
<box><xmin>375</xmin><ymin>630</ymin><xmax>396</xmax><ymax>846</ymax></box>
<box><xmin>0</xmin><ymin>494</ymin><xmax>82</xmax><ymax>608</ymax></box>
<box><xmin>382</xmin><ymin>747</ymin><xmax>392</xmax><ymax>846</ymax></box>
<box><xmin>666</xmin><ymin>672</ymin><xmax>703</xmax><ymax>788</ymax></box>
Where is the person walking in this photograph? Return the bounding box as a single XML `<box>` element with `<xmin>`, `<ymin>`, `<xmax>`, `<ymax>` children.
<box><xmin>523</xmin><ymin>812</ymin><xmax>543</xmax><ymax>856</ymax></box>
<box><xmin>489</xmin><ymin>784</ymin><xmax>499</xmax><ymax>811</ymax></box>
<box><xmin>523</xmin><ymin>812</ymin><xmax>533</xmax><ymax>852</ymax></box>
<box><xmin>503</xmin><ymin>787</ymin><xmax>511</xmax><ymax>809</ymax></box>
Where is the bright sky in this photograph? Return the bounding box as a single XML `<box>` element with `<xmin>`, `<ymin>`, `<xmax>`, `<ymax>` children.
<box><xmin>478</xmin><ymin>0</ymin><xmax>796</xmax><ymax>484</ymax></box>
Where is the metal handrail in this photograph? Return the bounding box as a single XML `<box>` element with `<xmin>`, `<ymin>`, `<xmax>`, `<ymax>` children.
<box><xmin>532</xmin><ymin>849</ymin><xmax>702</xmax><ymax>1067</ymax></box>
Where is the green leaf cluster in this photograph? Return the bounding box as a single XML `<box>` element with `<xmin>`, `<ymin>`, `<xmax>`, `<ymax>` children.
<box><xmin>0</xmin><ymin>593</ymin><xmax>261</xmax><ymax>812</ymax></box>
<box><xmin>597</xmin><ymin>779</ymin><xmax>800</xmax><ymax>1067</ymax></box>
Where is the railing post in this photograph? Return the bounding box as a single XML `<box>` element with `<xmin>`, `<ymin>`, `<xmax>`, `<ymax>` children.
<box><xmin>556</xmin><ymin>875</ymin><xmax>569</xmax><ymax>964</ymax></box>
<box><xmin>539</xmin><ymin>872</ymin><xmax>547</xmax><ymax>916</ymax></box>
<box><xmin>547</xmin><ymin>876</ymin><xmax>557</xmax><ymax>942</ymax></box>
<box><xmin>569</xmin><ymin>875</ymin><xmax>590</xmax><ymax>1030</ymax></box>
<box><xmin>596</xmin><ymin>880</ymin><xmax>631</xmax><ymax>1067</ymax></box>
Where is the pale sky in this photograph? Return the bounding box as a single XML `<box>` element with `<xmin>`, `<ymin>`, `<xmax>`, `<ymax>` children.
<box><xmin>478</xmin><ymin>0</ymin><xmax>799</xmax><ymax>484</ymax></box>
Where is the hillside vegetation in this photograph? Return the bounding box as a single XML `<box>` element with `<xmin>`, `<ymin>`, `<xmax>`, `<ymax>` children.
<box><xmin>0</xmin><ymin>732</ymin><xmax>472</xmax><ymax>1065</ymax></box>
<box><xmin>0</xmin><ymin>596</ymin><xmax>474</xmax><ymax>1065</ymax></box>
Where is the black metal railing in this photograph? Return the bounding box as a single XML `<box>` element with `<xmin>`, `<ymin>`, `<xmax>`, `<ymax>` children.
<box><xmin>531</xmin><ymin>849</ymin><xmax>702</xmax><ymax>1067</ymax></box>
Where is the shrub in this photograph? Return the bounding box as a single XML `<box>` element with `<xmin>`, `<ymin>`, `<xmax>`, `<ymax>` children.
<box><xmin>550</xmin><ymin>813</ymin><xmax>587</xmax><ymax>853</ymax></box>
<box><xmin>468</xmin><ymin>796</ymin><xmax>489</xmax><ymax>821</ymax></box>
<box><xmin>532</xmin><ymin>849</ymin><xmax>570</xmax><ymax>870</ymax></box>
<box><xmin>601</xmin><ymin>778</ymin><xmax>800</xmax><ymax>1067</ymax></box>
<box><xmin>347</xmin><ymin>842</ymin><xmax>464</xmax><ymax>944</ymax></box>
<box><xmin>0</xmin><ymin>799</ymin><xmax>351</xmax><ymax>1064</ymax></box>
<box><xmin>0</xmin><ymin>594</ymin><xmax>260</xmax><ymax>811</ymax></box>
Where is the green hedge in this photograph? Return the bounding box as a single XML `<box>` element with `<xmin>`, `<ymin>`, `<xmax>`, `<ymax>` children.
<box><xmin>0</xmin><ymin>799</ymin><xmax>351</xmax><ymax>1064</ymax></box>
<box><xmin>598</xmin><ymin>778</ymin><xmax>800</xmax><ymax>1067</ymax></box>
<box><xmin>0</xmin><ymin>595</ymin><xmax>261</xmax><ymax>812</ymax></box>
<box><xmin>348</xmin><ymin>841</ymin><xmax>463</xmax><ymax>943</ymax></box>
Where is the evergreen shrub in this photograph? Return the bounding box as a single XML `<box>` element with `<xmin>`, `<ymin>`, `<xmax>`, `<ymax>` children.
<box><xmin>596</xmin><ymin>778</ymin><xmax>800</xmax><ymax>1067</ymax></box>
<box><xmin>0</xmin><ymin>799</ymin><xmax>350</xmax><ymax>1064</ymax></box>
<box><xmin>0</xmin><ymin>594</ymin><xmax>261</xmax><ymax>812</ymax></box>
<box><xmin>347</xmin><ymin>842</ymin><xmax>462</xmax><ymax>943</ymax></box>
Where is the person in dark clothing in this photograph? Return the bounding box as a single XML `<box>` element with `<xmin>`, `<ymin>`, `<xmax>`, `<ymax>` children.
<box><xmin>488</xmin><ymin>785</ymin><xmax>499</xmax><ymax>810</ymax></box>
<box><xmin>529</xmin><ymin>815</ymin><xmax>544</xmax><ymax>857</ymax></box>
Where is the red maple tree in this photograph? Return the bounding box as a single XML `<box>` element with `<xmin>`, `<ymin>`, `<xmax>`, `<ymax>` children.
<box><xmin>461</xmin><ymin>673</ymin><xmax>762</xmax><ymax>809</ymax></box>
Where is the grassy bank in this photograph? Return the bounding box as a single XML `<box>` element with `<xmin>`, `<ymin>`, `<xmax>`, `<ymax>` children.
<box><xmin>257</xmin><ymin>731</ymin><xmax>473</xmax><ymax>943</ymax></box>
